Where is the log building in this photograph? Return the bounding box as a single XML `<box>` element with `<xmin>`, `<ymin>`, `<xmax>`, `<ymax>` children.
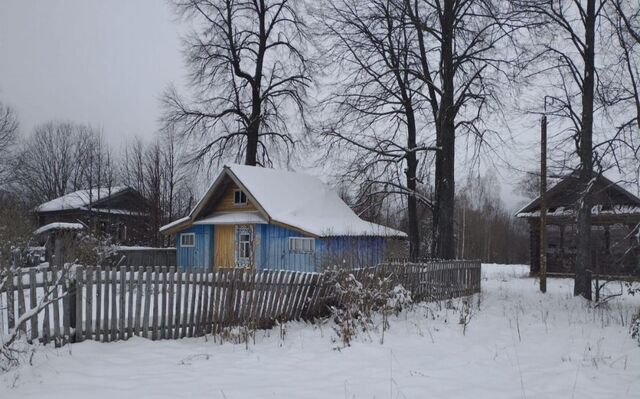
<box><xmin>516</xmin><ymin>174</ymin><xmax>640</xmax><ymax>277</ymax></box>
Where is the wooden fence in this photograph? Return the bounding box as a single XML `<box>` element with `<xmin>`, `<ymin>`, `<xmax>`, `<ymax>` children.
<box><xmin>0</xmin><ymin>260</ymin><xmax>481</xmax><ymax>346</ymax></box>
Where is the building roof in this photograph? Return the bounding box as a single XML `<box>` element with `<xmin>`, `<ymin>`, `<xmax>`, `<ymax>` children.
<box><xmin>161</xmin><ymin>164</ymin><xmax>407</xmax><ymax>238</ymax></box>
<box><xmin>35</xmin><ymin>187</ymin><xmax>131</xmax><ymax>213</ymax></box>
<box><xmin>33</xmin><ymin>222</ymin><xmax>85</xmax><ymax>236</ymax></box>
<box><xmin>516</xmin><ymin>173</ymin><xmax>640</xmax><ymax>219</ymax></box>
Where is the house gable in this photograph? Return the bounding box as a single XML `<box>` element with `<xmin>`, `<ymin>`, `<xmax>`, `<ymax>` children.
<box><xmin>209</xmin><ymin>180</ymin><xmax>258</xmax><ymax>213</ymax></box>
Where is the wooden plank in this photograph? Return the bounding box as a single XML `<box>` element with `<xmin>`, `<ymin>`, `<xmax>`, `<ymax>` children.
<box><xmin>277</xmin><ymin>272</ymin><xmax>294</xmax><ymax>321</ymax></box>
<box><xmin>203</xmin><ymin>272</ymin><xmax>212</xmax><ymax>334</ymax></box>
<box><xmin>152</xmin><ymin>268</ymin><xmax>160</xmax><ymax>340</ymax></box>
<box><xmin>162</xmin><ymin>266</ymin><xmax>170</xmax><ymax>339</ymax></box>
<box><xmin>265</xmin><ymin>270</ymin><xmax>282</xmax><ymax>322</ymax></box>
<box><xmin>110</xmin><ymin>268</ymin><xmax>118</xmax><ymax>341</ymax></box>
<box><xmin>85</xmin><ymin>267</ymin><xmax>93</xmax><ymax>340</ymax></box>
<box><xmin>181</xmin><ymin>270</ymin><xmax>191</xmax><ymax>338</ymax></box>
<box><xmin>211</xmin><ymin>270</ymin><xmax>222</xmax><ymax>334</ymax></box>
<box><xmin>157</xmin><ymin>267</ymin><xmax>165</xmax><ymax>340</ymax></box>
<box><xmin>51</xmin><ymin>266</ymin><xmax>62</xmax><ymax>346</ymax></box>
<box><xmin>235</xmin><ymin>270</ymin><xmax>247</xmax><ymax>325</ymax></box>
<box><xmin>75</xmin><ymin>268</ymin><xmax>84</xmax><ymax>343</ymax></box>
<box><xmin>200</xmin><ymin>271</ymin><xmax>210</xmax><ymax>335</ymax></box>
<box><xmin>42</xmin><ymin>269</ymin><xmax>51</xmax><ymax>345</ymax></box>
<box><xmin>102</xmin><ymin>267</ymin><xmax>111</xmax><ymax>342</ymax></box>
<box><xmin>62</xmin><ymin>273</ymin><xmax>71</xmax><ymax>343</ymax></box>
<box><xmin>142</xmin><ymin>267</ymin><xmax>152</xmax><ymax>339</ymax></box>
<box><xmin>197</xmin><ymin>272</ymin><xmax>207</xmax><ymax>336</ymax></box>
<box><xmin>119</xmin><ymin>267</ymin><xmax>126</xmax><ymax>340</ymax></box>
<box><xmin>192</xmin><ymin>272</ymin><xmax>200</xmax><ymax>336</ymax></box>
<box><xmin>174</xmin><ymin>270</ymin><xmax>183</xmax><ymax>339</ymax></box>
<box><xmin>218</xmin><ymin>269</ymin><xmax>229</xmax><ymax>327</ymax></box>
<box><xmin>151</xmin><ymin>268</ymin><xmax>161</xmax><ymax>341</ymax></box>
<box><xmin>127</xmin><ymin>268</ymin><xmax>135</xmax><ymax>338</ymax></box>
<box><xmin>188</xmin><ymin>270</ymin><xmax>198</xmax><ymax>337</ymax></box>
<box><xmin>293</xmin><ymin>272</ymin><xmax>308</xmax><ymax>320</ymax></box>
<box><xmin>248</xmin><ymin>271</ymin><xmax>262</xmax><ymax>325</ymax></box>
<box><xmin>6</xmin><ymin>270</ymin><xmax>14</xmax><ymax>332</ymax></box>
<box><xmin>168</xmin><ymin>268</ymin><xmax>175</xmax><ymax>339</ymax></box>
<box><xmin>29</xmin><ymin>269</ymin><xmax>38</xmax><ymax>342</ymax></box>
<box><xmin>95</xmin><ymin>267</ymin><xmax>102</xmax><ymax>341</ymax></box>
<box><xmin>134</xmin><ymin>268</ymin><xmax>144</xmax><ymax>336</ymax></box>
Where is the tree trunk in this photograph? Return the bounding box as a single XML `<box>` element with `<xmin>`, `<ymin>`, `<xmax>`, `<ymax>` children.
<box><xmin>406</xmin><ymin>105</ymin><xmax>420</xmax><ymax>260</ymax></box>
<box><xmin>433</xmin><ymin>0</ymin><xmax>456</xmax><ymax>260</ymax></box>
<box><xmin>574</xmin><ymin>0</ymin><xmax>596</xmax><ymax>300</ymax></box>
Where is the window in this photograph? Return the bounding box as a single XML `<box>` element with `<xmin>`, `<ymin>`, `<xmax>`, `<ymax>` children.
<box><xmin>238</xmin><ymin>232</ymin><xmax>251</xmax><ymax>260</ymax></box>
<box><xmin>180</xmin><ymin>233</ymin><xmax>195</xmax><ymax>247</ymax></box>
<box><xmin>236</xmin><ymin>226</ymin><xmax>252</xmax><ymax>265</ymax></box>
<box><xmin>233</xmin><ymin>189</ymin><xmax>247</xmax><ymax>206</ymax></box>
<box><xmin>289</xmin><ymin>237</ymin><xmax>315</xmax><ymax>253</ymax></box>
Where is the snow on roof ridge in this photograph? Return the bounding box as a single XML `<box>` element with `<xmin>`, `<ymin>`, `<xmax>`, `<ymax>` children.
<box><xmin>36</xmin><ymin>186</ymin><xmax>129</xmax><ymax>212</ymax></box>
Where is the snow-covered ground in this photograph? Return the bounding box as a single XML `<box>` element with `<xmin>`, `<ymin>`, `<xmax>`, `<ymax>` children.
<box><xmin>1</xmin><ymin>264</ymin><xmax>639</xmax><ymax>399</ymax></box>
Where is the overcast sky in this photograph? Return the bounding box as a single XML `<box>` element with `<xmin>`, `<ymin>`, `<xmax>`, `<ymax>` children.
<box><xmin>0</xmin><ymin>0</ymin><xmax>538</xmax><ymax>209</ymax></box>
<box><xmin>0</xmin><ymin>0</ymin><xmax>185</xmax><ymax>144</ymax></box>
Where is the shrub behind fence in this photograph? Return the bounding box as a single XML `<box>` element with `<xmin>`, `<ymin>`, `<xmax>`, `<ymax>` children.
<box><xmin>0</xmin><ymin>260</ymin><xmax>481</xmax><ymax>346</ymax></box>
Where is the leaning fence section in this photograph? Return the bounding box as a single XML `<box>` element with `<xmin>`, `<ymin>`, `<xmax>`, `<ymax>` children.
<box><xmin>1</xmin><ymin>260</ymin><xmax>481</xmax><ymax>346</ymax></box>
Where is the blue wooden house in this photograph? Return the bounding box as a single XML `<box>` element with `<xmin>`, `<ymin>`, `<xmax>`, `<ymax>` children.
<box><xmin>160</xmin><ymin>165</ymin><xmax>406</xmax><ymax>272</ymax></box>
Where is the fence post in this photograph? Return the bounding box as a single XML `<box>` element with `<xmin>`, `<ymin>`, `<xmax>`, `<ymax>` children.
<box><xmin>67</xmin><ymin>275</ymin><xmax>76</xmax><ymax>343</ymax></box>
<box><xmin>6</xmin><ymin>269</ymin><xmax>15</xmax><ymax>332</ymax></box>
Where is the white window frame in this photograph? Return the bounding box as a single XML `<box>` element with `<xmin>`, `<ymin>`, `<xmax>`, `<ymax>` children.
<box><xmin>233</xmin><ymin>189</ymin><xmax>247</xmax><ymax>206</ymax></box>
<box><xmin>236</xmin><ymin>226</ymin><xmax>252</xmax><ymax>265</ymax></box>
<box><xmin>289</xmin><ymin>237</ymin><xmax>315</xmax><ymax>253</ymax></box>
<box><xmin>180</xmin><ymin>233</ymin><xmax>196</xmax><ymax>247</ymax></box>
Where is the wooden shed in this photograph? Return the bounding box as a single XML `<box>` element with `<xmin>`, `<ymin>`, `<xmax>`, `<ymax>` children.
<box><xmin>160</xmin><ymin>165</ymin><xmax>406</xmax><ymax>272</ymax></box>
<box><xmin>516</xmin><ymin>174</ymin><xmax>640</xmax><ymax>277</ymax></box>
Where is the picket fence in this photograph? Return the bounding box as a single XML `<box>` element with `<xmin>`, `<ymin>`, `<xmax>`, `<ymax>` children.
<box><xmin>0</xmin><ymin>260</ymin><xmax>481</xmax><ymax>347</ymax></box>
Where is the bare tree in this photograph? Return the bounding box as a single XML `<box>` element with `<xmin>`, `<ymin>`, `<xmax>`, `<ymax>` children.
<box><xmin>120</xmin><ymin>135</ymin><xmax>195</xmax><ymax>245</ymax></box>
<box><xmin>0</xmin><ymin>102</ymin><xmax>18</xmax><ymax>186</ymax></box>
<box><xmin>14</xmin><ymin>122</ymin><xmax>113</xmax><ymax>207</ymax></box>
<box><xmin>406</xmin><ymin>0</ymin><xmax>518</xmax><ymax>260</ymax></box>
<box><xmin>15</xmin><ymin>122</ymin><xmax>83</xmax><ymax>204</ymax></box>
<box><xmin>164</xmin><ymin>0</ymin><xmax>312</xmax><ymax>167</ymax></box>
<box><xmin>316</xmin><ymin>0</ymin><xmax>437</xmax><ymax>258</ymax></box>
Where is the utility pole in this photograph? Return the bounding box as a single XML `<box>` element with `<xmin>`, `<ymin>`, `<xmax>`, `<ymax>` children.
<box><xmin>540</xmin><ymin>115</ymin><xmax>548</xmax><ymax>293</ymax></box>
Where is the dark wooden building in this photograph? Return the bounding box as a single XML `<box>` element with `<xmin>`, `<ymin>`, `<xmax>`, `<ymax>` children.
<box><xmin>34</xmin><ymin>187</ymin><xmax>150</xmax><ymax>245</ymax></box>
<box><xmin>516</xmin><ymin>174</ymin><xmax>640</xmax><ymax>277</ymax></box>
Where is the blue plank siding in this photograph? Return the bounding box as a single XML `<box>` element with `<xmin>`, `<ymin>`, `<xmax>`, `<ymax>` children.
<box><xmin>316</xmin><ymin>236</ymin><xmax>385</xmax><ymax>270</ymax></box>
<box><xmin>256</xmin><ymin>224</ymin><xmax>387</xmax><ymax>272</ymax></box>
<box><xmin>175</xmin><ymin>225</ymin><xmax>214</xmax><ymax>271</ymax></box>
<box><xmin>255</xmin><ymin>224</ymin><xmax>316</xmax><ymax>272</ymax></box>
<box><xmin>176</xmin><ymin>222</ymin><xmax>388</xmax><ymax>272</ymax></box>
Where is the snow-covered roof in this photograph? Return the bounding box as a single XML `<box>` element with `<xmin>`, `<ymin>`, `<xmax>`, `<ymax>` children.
<box><xmin>36</xmin><ymin>187</ymin><xmax>129</xmax><ymax>212</ymax></box>
<box><xmin>517</xmin><ymin>205</ymin><xmax>640</xmax><ymax>218</ymax></box>
<box><xmin>515</xmin><ymin>173</ymin><xmax>640</xmax><ymax>219</ymax></box>
<box><xmin>194</xmin><ymin>211</ymin><xmax>268</xmax><ymax>226</ymax></box>
<box><xmin>161</xmin><ymin>165</ymin><xmax>406</xmax><ymax>238</ymax></box>
<box><xmin>33</xmin><ymin>222</ymin><xmax>85</xmax><ymax>235</ymax></box>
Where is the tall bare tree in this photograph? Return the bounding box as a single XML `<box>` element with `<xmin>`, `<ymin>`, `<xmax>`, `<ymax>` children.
<box><xmin>406</xmin><ymin>0</ymin><xmax>518</xmax><ymax>259</ymax></box>
<box><xmin>317</xmin><ymin>0</ymin><xmax>437</xmax><ymax>258</ymax></box>
<box><xmin>164</xmin><ymin>0</ymin><xmax>312</xmax><ymax>167</ymax></box>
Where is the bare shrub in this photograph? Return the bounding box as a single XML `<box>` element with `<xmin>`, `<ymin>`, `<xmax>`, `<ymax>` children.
<box><xmin>326</xmin><ymin>267</ymin><xmax>413</xmax><ymax>348</ymax></box>
<box><xmin>631</xmin><ymin>308</ymin><xmax>640</xmax><ymax>346</ymax></box>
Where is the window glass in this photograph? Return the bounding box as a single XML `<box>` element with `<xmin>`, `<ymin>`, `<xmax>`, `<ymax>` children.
<box><xmin>233</xmin><ymin>190</ymin><xmax>247</xmax><ymax>205</ymax></box>
<box><xmin>289</xmin><ymin>237</ymin><xmax>315</xmax><ymax>253</ymax></box>
<box><xmin>181</xmin><ymin>233</ymin><xmax>195</xmax><ymax>247</ymax></box>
